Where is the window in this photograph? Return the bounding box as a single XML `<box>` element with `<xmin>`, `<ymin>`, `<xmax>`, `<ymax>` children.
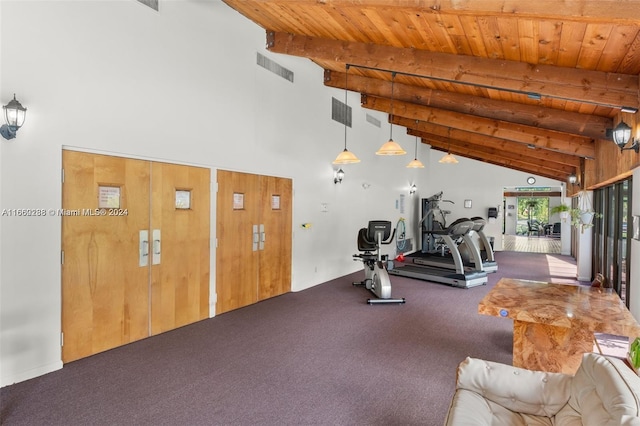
<box><xmin>592</xmin><ymin>178</ymin><xmax>632</xmax><ymax>306</ymax></box>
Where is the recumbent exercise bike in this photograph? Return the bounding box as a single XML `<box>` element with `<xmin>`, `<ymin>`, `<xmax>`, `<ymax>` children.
<box><xmin>352</xmin><ymin>220</ymin><xmax>405</xmax><ymax>305</ymax></box>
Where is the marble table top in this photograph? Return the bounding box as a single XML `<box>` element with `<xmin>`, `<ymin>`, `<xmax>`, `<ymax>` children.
<box><xmin>478</xmin><ymin>278</ymin><xmax>640</xmax><ymax>338</ymax></box>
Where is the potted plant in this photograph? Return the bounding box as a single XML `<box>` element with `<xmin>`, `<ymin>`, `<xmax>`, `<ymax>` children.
<box><xmin>568</xmin><ymin>191</ymin><xmax>602</xmax><ymax>232</ymax></box>
<box><xmin>550</xmin><ymin>203</ymin><xmax>571</xmax><ymax>220</ymax></box>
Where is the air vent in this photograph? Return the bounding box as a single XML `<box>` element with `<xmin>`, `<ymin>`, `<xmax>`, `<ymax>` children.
<box><xmin>332</xmin><ymin>97</ymin><xmax>352</xmax><ymax>127</ymax></box>
<box><xmin>366</xmin><ymin>113</ymin><xmax>381</xmax><ymax>128</ymax></box>
<box><xmin>136</xmin><ymin>0</ymin><xmax>158</xmax><ymax>11</ymax></box>
<box><xmin>257</xmin><ymin>53</ymin><xmax>294</xmax><ymax>83</ymax></box>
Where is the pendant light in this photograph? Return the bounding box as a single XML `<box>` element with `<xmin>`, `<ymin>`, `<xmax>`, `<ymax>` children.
<box><xmin>333</xmin><ymin>64</ymin><xmax>360</xmax><ymax>165</ymax></box>
<box><xmin>439</xmin><ymin>127</ymin><xmax>458</xmax><ymax>164</ymax></box>
<box><xmin>438</xmin><ymin>153</ymin><xmax>459</xmax><ymax>164</ymax></box>
<box><xmin>376</xmin><ymin>72</ymin><xmax>406</xmax><ymax>156</ymax></box>
<box><xmin>406</xmin><ymin>134</ymin><xmax>425</xmax><ymax>168</ymax></box>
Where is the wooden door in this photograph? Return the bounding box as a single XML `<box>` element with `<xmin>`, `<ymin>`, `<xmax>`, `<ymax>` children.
<box><xmin>150</xmin><ymin>162</ymin><xmax>210</xmax><ymax>334</ymax></box>
<box><xmin>62</xmin><ymin>151</ymin><xmax>150</xmax><ymax>363</ymax></box>
<box><xmin>216</xmin><ymin>170</ymin><xmax>261</xmax><ymax>314</ymax></box>
<box><xmin>258</xmin><ymin>176</ymin><xmax>292</xmax><ymax>300</ymax></box>
<box><xmin>62</xmin><ymin>151</ymin><xmax>211</xmax><ymax>362</ymax></box>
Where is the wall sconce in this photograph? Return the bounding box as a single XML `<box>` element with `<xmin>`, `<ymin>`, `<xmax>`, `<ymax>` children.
<box><xmin>1</xmin><ymin>94</ymin><xmax>27</xmax><ymax>140</ymax></box>
<box><xmin>568</xmin><ymin>174</ymin><xmax>579</xmax><ymax>186</ymax></box>
<box><xmin>334</xmin><ymin>168</ymin><xmax>345</xmax><ymax>184</ymax></box>
<box><xmin>409</xmin><ymin>184</ymin><xmax>417</xmax><ymax>194</ymax></box>
<box><xmin>609</xmin><ymin>121</ymin><xmax>639</xmax><ymax>153</ymax></box>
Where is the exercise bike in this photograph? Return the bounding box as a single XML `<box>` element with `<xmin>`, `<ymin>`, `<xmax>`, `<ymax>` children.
<box><xmin>352</xmin><ymin>220</ymin><xmax>405</xmax><ymax>305</ymax></box>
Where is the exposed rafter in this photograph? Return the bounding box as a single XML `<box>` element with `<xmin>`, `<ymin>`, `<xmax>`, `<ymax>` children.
<box><xmin>268</xmin><ymin>32</ymin><xmax>639</xmax><ymax>109</ymax></box>
<box><xmin>396</xmin><ymin>117</ymin><xmax>582</xmax><ymax>168</ymax></box>
<box><xmin>427</xmin><ymin>139</ymin><xmax>574</xmax><ymax>182</ymax></box>
<box><xmin>324</xmin><ymin>70</ymin><xmax>612</xmax><ymax>141</ymax></box>
<box><xmin>363</xmin><ymin>95</ymin><xmax>596</xmax><ymax>158</ymax></box>
<box><xmin>223</xmin><ymin>0</ymin><xmax>640</xmax><ymax>184</ymax></box>
<box><xmin>409</xmin><ymin>129</ymin><xmax>576</xmax><ymax>178</ymax></box>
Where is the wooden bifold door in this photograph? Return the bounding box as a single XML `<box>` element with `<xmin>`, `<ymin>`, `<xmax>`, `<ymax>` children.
<box><xmin>61</xmin><ymin>151</ymin><xmax>210</xmax><ymax>363</ymax></box>
<box><xmin>216</xmin><ymin>170</ymin><xmax>292</xmax><ymax>314</ymax></box>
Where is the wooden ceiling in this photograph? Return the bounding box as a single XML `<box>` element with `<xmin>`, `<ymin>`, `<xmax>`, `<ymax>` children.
<box><xmin>222</xmin><ymin>0</ymin><xmax>640</xmax><ymax>182</ymax></box>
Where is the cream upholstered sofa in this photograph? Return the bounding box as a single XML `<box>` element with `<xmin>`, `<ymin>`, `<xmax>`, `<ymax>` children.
<box><xmin>444</xmin><ymin>353</ymin><xmax>640</xmax><ymax>425</ymax></box>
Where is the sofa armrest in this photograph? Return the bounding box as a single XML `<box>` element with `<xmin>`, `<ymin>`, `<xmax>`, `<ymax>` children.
<box><xmin>455</xmin><ymin>357</ymin><xmax>572</xmax><ymax>418</ymax></box>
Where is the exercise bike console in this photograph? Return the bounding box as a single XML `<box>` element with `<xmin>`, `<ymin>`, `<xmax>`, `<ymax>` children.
<box><xmin>353</xmin><ymin>220</ymin><xmax>406</xmax><ymax>304</ymax></box>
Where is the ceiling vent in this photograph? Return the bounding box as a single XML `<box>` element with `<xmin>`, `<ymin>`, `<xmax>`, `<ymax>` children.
<box><xmin>332</xmin><ymin>97</ymin><xmax>352</xmax><ymax>127</ymax></box>
<box><xmin>256</xmin><ymin>52</ymin><xmax>294</xmax><ymax>83</ymax></box>
<box><xmin>366</xmin><ymin>113</ymin><xmax>381</xmax><ymax>128</ymax></box>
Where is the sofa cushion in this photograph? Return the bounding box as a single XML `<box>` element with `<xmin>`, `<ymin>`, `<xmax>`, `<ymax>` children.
<box><xmin>555</xmin><ymin>353</ymin><xmax>640</xmax><ymax>426</ymax></box>
<box><xmin>445</xmin><ymin>388</ymin><xmax>554</xmax><ymax>426</ymax></box>
<box><xmin>453</xmin><ymin>357</ymin><xmax>572</xmax><ymax>417</ymax></box>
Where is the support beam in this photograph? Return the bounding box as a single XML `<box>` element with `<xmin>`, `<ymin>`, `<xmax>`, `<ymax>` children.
<box><xmin>395</xmin><ymin>116</ymin><xmax>583</xmax><ymax>168</ymax></box>
<box><xmin>324</xmin><ymin>70</ymin><xmax>612</xmax><ymax>140</ymax></box>
<box><xmin>363</xmin><ymin>95</ymin><xmax>596</xmax><ymax>158</ymax></box>
<box><xmin>412</xmin><ymin>130</ymin><xmax>575</xmax><ymax>179</ymax></box>
<box><xmin>428</xmin><ymin>141</ymin><xmax>569</xmax><ymax>182</ymax></box>
<box><xmin>402</xmin><ymin>118</ymin><xmax>582</xmax><ymax>173</ymax></box>
<box><xmin>268</xmin><ymin>32</ymin><xmax>639</xmax><ymax>109</ymax></box>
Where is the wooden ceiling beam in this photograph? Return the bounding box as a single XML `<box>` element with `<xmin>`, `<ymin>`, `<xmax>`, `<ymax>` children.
<box><xmin>324</xmin><ymin>70</ymin><xmax>612</xmax><ymax>141</ymax></box>
<box><xmin>407</xmin><ymin>128</ymin><xmax>577</xmax><ymax>175</ymax></box>
<box><xmin>268</xmin><ymin>31</ymin><xmax>639</xmax><ymax>109</ymax></box>
<box><xmin>426</xmin><ymin>139</ymin><xmax>569</xmax><ymax>182</ymax></box>
<box><xmin>397</xmin><ymin>117</ymin><xmax>582</xmax><ymax>168</ymax></box>
<box><xmin>363</xmin><ymin>94</ymin><xmax>596</xmax><ymax>158</ymax></box>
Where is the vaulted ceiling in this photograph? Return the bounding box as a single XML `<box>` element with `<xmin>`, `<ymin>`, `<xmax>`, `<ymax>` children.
<box><xmin>222</xmin><ymin>0</ymin><xmax>640</xmax><ymax>183</ymax></box>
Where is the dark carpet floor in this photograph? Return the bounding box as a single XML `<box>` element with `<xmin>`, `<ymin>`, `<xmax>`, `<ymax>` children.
<box><xmin>0</xmin><ymin>251</ymin><xmax>583</xmax><ymax>425</ymax></box>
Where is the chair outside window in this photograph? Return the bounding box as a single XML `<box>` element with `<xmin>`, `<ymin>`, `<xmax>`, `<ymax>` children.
<box><xmin>527</xmin><ymin>220</ymin><xmax>542</xmax><ymax>236</ymax></box>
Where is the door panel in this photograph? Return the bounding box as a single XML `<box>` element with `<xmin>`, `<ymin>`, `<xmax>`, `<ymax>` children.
<box><xmin>62</xmin><ymin>151</ymin><xmax>150</xmax><ymax>363</ymax></box>
<box><xmin>150</xmin><ymin>162</ymin><xmax>210</xmax><ymax>334</ymax></box>
<box><xmin>216</xmin><ymin>170</ymin><xmax>260</xmax><ymax>314</ymax></box>
<box><xmin>62</xmin><ymin>151</ymin><xmax>211</xmax><ymax>363</ymax></box>
<box><xmin>258</xmin><ymin>176</ymin><xmax>292</xmax><ymax>300</ymax></box>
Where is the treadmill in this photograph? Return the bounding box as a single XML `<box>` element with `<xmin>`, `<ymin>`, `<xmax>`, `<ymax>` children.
<box><xmin>459</xmin><ymin>217</ymin><xmax>498</xmax><ymax>273</ymax></box>
<box><xmin>388</xmin><ymin>217</ymin><xmax>488</xmax><ymax>288</ymax></box>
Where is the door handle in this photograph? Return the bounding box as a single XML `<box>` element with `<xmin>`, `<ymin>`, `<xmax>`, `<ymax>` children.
<box><xmin>252</xmin><ymin>224</ymin><xmax>259</xmax><ymax>252</ymax></box>
<box><xmin>152</xmin><ymin>229</ymin><xmax>161</xmax><ymax>265</ymax></box>
<box><xmin>259</xmin><ymin>224</ymin><xmax>265</xmax><ymax>251</ymax></box>
<box><xmin>139</xmin><ymin>230</ymin><xmax>149</xmax><ymax>267</ymax></box>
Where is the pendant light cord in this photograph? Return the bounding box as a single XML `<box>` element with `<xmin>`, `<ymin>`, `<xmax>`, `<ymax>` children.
<box><xmin>344</xmin><ymin>64</ymin><xmax>349</xmax><ymax>150</ymax></box>
<box><xmin>389</xmin><ymin>72</ymin><xmax>395</xmax><ymax>140</ymax></box>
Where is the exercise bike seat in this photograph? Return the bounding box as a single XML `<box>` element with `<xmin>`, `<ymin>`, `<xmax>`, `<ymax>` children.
<box><xmin>353</xmin><ymin>228</ymin><xmax>378</xmax><ymax>262</ymax></box>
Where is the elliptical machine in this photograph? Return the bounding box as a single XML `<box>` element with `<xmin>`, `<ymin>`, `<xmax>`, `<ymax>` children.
<box><xmin>352</xmin><ymin>220</ymin><xmax>406</xmax><ymax>305</ymax></box>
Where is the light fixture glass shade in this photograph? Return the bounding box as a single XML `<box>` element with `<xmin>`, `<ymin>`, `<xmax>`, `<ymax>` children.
<box><xmin>3</xmin><ymin>94</ymin><xmax>26</xmax><ymax>130</ymax></box>
<box><xmin>438</xmin><ymin>153</ymin><xmax>458</xmax><ymax>164</ymax></box>
<box><xmin>376</xmin><ymin>139</ymin><xmax>406</xmax><ymax>155</ymax></box>
<box><xmin>333</xmin><ymin>148</ymin><xmax>360</xmax><ymax>164</ymax></box>
<box><xmin>406</xmin><ymin>158</ymin><xmax>425</xmax><ymax>168</ymax></box>
<box><xmin>407</xmin><ymin>135</ymin><xmax>424</xmax><ymax>167</ymax></box>
<box><xmin>568</xmin><ymin>174</ymin><xmax>578</xmax><ymax>184</ymax></box>
<box><xmin>612</xmin><ymin>121</ymin><xmax>632</xmax><ymax>148</ymax></box>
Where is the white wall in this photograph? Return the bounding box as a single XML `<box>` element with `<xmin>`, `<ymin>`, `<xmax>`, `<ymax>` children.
<box><xmin>0</xmin><ymin>0</ymin><xmax>561</xmax><ymax>387</ymax></box>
